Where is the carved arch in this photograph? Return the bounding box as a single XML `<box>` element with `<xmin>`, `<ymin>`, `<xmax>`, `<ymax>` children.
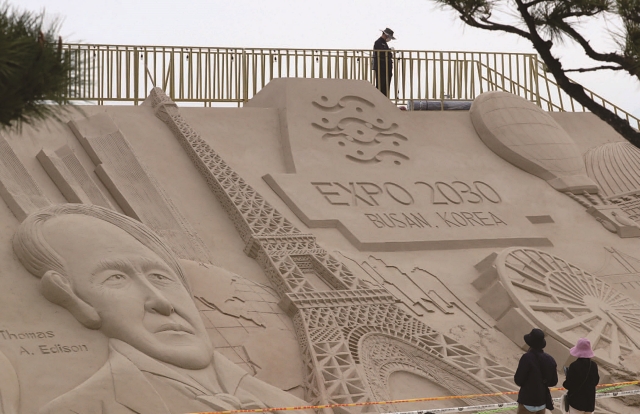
<box><xmin>357</xmin><ymin>333</ymin><xmax>505</xmax><ymax>411</ymax></box>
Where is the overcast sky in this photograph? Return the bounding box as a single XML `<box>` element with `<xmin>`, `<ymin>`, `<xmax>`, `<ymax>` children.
<box><xmin>17</xmin><ymin>0</ymin><xmax>640</xmax><ymax>117</ymax></box>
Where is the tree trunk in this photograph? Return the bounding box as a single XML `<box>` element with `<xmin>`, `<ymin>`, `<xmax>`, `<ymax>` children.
<box><xmin>528</xmin><ymin>28</ymin><xmax>640</xmax><ymax>147</ymax></box>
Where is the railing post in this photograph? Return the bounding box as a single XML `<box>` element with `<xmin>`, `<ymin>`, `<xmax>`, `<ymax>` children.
<box><xmin>133</xmin><ymin>47</ymin><xmax>139</xmax><ymax>105</ymax></box>
<box><xmin>533</xmin><ymin>54</ymin><xmax>541</xmax><ymax>108</ymax></box>
<box><xmin>169</xmin><ymin>52</ymin><xmax>175</xmax><ymax>101</ymax></box>
<box><xmin>242</xmin><ymin>49</ymin><xmax>249</xmax><ymax>105</ymax></box>
<box><xmin>439</xmin><ymin>52</ymin><xmax>445</xmax><ymax>110</ymax></box>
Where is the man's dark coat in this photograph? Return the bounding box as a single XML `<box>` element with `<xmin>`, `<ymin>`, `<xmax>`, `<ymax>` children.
<box><xmin>514</xmin><ymin>349</ymin><xmax>558</xmax><ymax>409</ymax></box>
<box><xmin>372</xmin><ymin>36</ymin><xmax>393</xmax><ymax>96</ymax></box>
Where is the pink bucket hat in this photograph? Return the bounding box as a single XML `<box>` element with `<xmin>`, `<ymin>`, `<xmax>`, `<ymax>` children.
<box><xmin>570</xmin><ymin>338</ymin><xmax>595</xmax><ymax>358</ymax></box>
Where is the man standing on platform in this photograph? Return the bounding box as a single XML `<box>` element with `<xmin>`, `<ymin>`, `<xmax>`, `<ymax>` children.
<box><xmin>373</xmin><ymin>28</ymin><xmax>395</xmax><ymax>97</ymax></box>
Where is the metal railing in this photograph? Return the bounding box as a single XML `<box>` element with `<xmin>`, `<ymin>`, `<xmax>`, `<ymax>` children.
<box><xmin>63</xmin><ymin>44</ymin><xmax>639</xmax><ymax>130</ymax></box>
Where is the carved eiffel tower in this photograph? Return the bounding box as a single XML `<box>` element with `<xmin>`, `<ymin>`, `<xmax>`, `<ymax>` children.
<box><xmin>148</xmin><ymin>88</ymin><xmax>515</xmax><ymax>413</ymax></box>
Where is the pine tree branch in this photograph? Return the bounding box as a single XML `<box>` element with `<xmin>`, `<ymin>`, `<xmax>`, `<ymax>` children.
<box><xmin>557</xmin><ymin>21</ymin><xmax>639</xmax><ymax>80</ymax></box>
<box><xmin>0</xmin><ymin>4</ymin><xmax>85</xmax><ymax>130</ymax></box>
<box><xmin>564</xmin><ymin>65</ymin><xmax>623</xmax><ymax>72</ymax></box>
<box><xmin>522</xmin><ymin>0</ymin><xmax>548</xmax><ymax>8</ymax></box>
<box><xmin>436</xmin><ymin>1</ymin><xmax>532</xmax><ymax>39</ymax></box>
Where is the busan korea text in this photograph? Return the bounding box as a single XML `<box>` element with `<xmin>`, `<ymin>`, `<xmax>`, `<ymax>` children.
<box><xmin>365</xmin><ymin>210</ymin><xmax>507</xmax><ymax>229</ymax></box>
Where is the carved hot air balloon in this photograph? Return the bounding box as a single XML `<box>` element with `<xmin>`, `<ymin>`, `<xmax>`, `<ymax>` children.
<box><xmin>471</xmin><ymin>91</ymin><xmax>640</xmax><ymax>238</ymax></box>
<box><xmin>584</xmin><ymin>141</ymin><xmax>640</xmax><ymax>228</ymax></box>
<box><xmin>470</xmin><ymin>91</ymin><xmax>598</xmax><ymax>194</ymax></box>
<box><xmin>585</xmin><ymin>141</ymin><xmax>640</xmax><ymax>198</ymax></box>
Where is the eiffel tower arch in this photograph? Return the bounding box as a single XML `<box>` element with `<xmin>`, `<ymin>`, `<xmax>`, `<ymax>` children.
<box><xmin>358</xmin><ymin>333</ymin><xmax>505</xmax><ymax>411</ymax></box>
<box><xmin>346</xmin><ymin>319</ymin><xmax>514</xmax><ymax>393</ymax></box>
<box><xmin>148</xmin><ymin>87</ymin><xmax>516</xmax><ymax>412</ymax></box>
<box><xmin>285</xmin><ymin>298</ymin><xmax>513</xmax><ymax>410</ymax></box>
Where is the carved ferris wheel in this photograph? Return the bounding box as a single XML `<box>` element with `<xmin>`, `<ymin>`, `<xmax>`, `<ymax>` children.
<box><xmin>494</xmin><ymin>247</ymin><xmax>640</xmax><ymax>365</ymax></box>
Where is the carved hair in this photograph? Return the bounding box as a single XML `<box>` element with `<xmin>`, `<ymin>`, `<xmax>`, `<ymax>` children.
<box><xmin>13</xmin><ymin>204</ymin><xmax>190</xmax><ymax>291</ymax></box>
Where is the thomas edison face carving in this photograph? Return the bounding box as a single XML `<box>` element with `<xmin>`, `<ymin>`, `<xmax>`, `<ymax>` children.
<box><xmin>41</xmin><ymin>214</ymin><xmax>213</xmax><ymax>369</ymax></box>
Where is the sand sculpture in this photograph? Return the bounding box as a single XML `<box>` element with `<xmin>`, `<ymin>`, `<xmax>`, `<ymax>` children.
<box><xmin>13</xmin><ymin>204</ymin><xmax>308</xmax><ymax>414</ymax></box>
<box><xmin>0</xmin><ymin>79</ymin><xmax>639</xmax><ymax>414</ymax></box>
<box><xmin>470</xmin><ymin>92</ymin><xmax>640</xmax><ymax>239</ymax></box>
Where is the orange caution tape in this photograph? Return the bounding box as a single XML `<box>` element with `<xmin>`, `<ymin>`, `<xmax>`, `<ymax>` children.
<box><xmin>184</xmin><ymin>380</ymin><xmax>640</xmax><ymax>414</ymax></box>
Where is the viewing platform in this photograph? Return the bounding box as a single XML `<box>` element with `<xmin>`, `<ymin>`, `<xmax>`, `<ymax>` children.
<box><xmin>62</xmin><ymin>43</ymin><xmax>639</xmax><ymax>130</ymax></box>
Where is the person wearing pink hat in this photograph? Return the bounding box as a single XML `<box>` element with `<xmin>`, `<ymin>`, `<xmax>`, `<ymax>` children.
<box><xmin>562</xmin><ymin>338</ymin><xmax>600</xmax><ymax>414</ymax></box>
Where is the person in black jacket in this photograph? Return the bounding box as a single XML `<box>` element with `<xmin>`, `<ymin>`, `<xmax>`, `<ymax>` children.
<box><xmin>372</xmin><ymin>28</ymin><xmax>395</xmax><ymax>97</ymax></box>
<box><xmin>563</xmin><ymin>338</ymin><xmax>599</xmax><ymax>414</ymax></box>
<box><xmin>514</xmin><ymin>329</ymin><xmax>558</xmax><ymax>414</ymax></box>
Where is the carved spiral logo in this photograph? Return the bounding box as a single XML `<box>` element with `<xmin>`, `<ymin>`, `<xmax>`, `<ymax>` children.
<box><xmin>311</xmin><ymin>94</ymin><xmax>409</xmax><ymax>166</ymax></box>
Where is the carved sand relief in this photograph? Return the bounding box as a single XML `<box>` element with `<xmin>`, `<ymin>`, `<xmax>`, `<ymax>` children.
<box><xmin>12</xmin><ymin>204</ymin><xmax>310</xmax><ymax>414</ymax></box>
<box><xmin>252</xmin><ymin>80</ymin><xmax>553</xmax><ymax>250</ymax></box>
<box><xmin>473</xmin><ymin>247</ymin><xmax>640</xmax><ymax>367</ymax></box>
<box><xmin>0</xmin><ymin>134</ymin><xmax>51</xmax><ymax>221</ymax></box>
<box><xmin>337</xmin><ymin>252</ymin><xmax>490</xmax><ymax>329</ymax></box>
<box><xmin>69</xmin><ymin>113</ymin><xmax>212</xmax><ymax>263</ymax></box>
<box><xmin>151</xmin><ymin>89</ymin><xmax>374</xmax><ymax>409</ymax></box>
<box><xmin>585</xmin><ymin>142</ymin><xmax>640</xmax><ymax>198</ymax></box>
<box><xmin>471</xmin><ymin>91</ymin><xmax>640</xmax><ymax>238</ymax></box>
<box><xmin>185</xmin><ymin>262</ymin><xmax>306</xmax><ymax>396</ymax></box>
<box><xmin>311</xmin><ymin>94</ymin><xmax>409</xmax><ymax>166</ymax></box>
<box><xmin>265</xmin><ymin>172</ymin><xmax>552</xmax><ymax>251</ymax></box>
<box><xmin>4</xmin><ymin>78</ymin><xmax>640</xmax><ymax>414</ymax></box>
<box><xmin>0</xmin><ymin>108</ymin><xmax>312</xmax><ymax>411</ymax></box>
<box><xmin>0</xmin><ymin>349</ymin><xmax>19</xmax><ymax>414</ymax></box>
<box><xmin>359</xmin><ymin>335</ymin><xmax>508</xmax><ymax>412</ymax></box>
<box><xmin>150</xmin><ymin>87</ymin><xmax>520</xmax><ymax>411</ymax></box>
<box><xmin>37</xmin><ymin>145</ymin><xmax>113</xmax><ymax>208</ymax></box>
<box><xmin>585</xmin><ymin>142</ymin><xmax>640</xmax><ymax>227</ymax></box>
<box><xmin>594</xmin><ymin>247</ymin><xmax>640</xmax><ymax>302</ymax></box>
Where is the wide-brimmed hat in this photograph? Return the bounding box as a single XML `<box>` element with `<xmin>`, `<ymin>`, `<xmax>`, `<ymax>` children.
<box><xmin>524</xmin><ymin>328</ymin><xmax>546</xmax><ymax>349</ymax></box>
<box><xmin>570</xmin><ymin>338</ymin><xmax>595</xmax><ymax>358</ymax></box>
<box><xmin>381</xmin><ymin>28</ymin><xmax>396</xmax><ymax>40</ymax></box>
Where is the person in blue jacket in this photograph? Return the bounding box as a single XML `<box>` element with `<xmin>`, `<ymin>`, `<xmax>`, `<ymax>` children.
<box><xmin>514</xmin><ymin>329</ymin><xmax>558</xmax><ymax>414</ymax></box>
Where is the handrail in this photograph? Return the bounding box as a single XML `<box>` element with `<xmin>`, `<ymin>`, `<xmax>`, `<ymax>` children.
<box><xmin>61</xmin><ymin>43</ymin><xmax>639</xmax><ymax>130</ymax></box>
<box><xmin>536</xmin><ymin>68</ymin><xmax>640</xmax><ymax>130</ymax></box>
